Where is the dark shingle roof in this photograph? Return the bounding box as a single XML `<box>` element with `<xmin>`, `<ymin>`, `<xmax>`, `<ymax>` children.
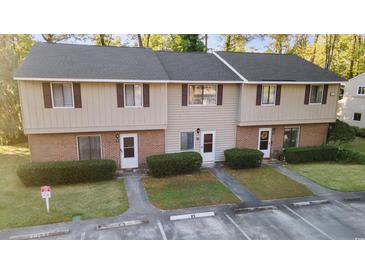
<box><xmin>15</xmin><ymin>43</ymin><xmax>170</xmax><ymax>80</ymax></box>
<box><xmin>215</xmin><ymin>51</ymin><xmax>345</xmax><ymax>82</ymax></box>
<box><xmin>155</xmin><ymin>51</ymin><xmax>241</xmax><ymax>81</ymax></box>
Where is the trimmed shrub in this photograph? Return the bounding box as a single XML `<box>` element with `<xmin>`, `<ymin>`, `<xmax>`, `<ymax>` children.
<box><xmin>17</xmin><ymin>160</ymin><xmax>116</xmax><ymax>186</ymax></box>
<box><xmin>146</xmin><ymin>152</ymin><xmax>202</xmax><ymax>177</ymax></box>
<box><xmin>358</xmin><ymin>128</ymin><xmax>365</xmax><ymax>138</ymax></box>
<box><xmin>337</xmin><ymin>148</ymin><xmax>365</xmax><ymax>164</ymax></box>
<box><xmin>224</xmin><ymin>148</ymin><xmax>263</xmax><ymax>169</ymax></box>
<box><xmin>284</xmin><ymin>145</ymin><xmax>338</xmax><ymax>164</ymax></box>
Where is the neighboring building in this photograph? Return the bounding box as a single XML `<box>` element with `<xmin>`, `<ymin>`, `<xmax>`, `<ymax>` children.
<box><xmin>15</xmin><ymin>43</ymin><xmax>345</xmax><ymax>168</ymax></box>
<box><xmin>338</xmin><ymin>72</ymin><xmax>365</xmax><ymax>128</ymax></box>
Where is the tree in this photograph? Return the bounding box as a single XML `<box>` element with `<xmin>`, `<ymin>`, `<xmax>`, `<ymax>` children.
<box><xmin>310</xmin><ymin>34</ymin><xmax>320</xmax><ymax>63</ymax></box>
<box><xmin>41</xmin><ymin>34</ymin><xmax>72</xmax><ymax>43</ymax></box>
<box><xmin>289</xmin><ymin>34</ymin><xmax>309</xmax><ymax>56</ymax></box>
<box><xmin>91</xmin><ymin>35</ymin><xmax>121</xmax><ymax>46</ymax></box>
<box><xmin>324</xmin><ymin>34</ymin><xmax>338</xmax><ymax>69</ymax></box>
<box><xmin>0</xmin><ymin>35</ymin><xmax>33</xmax><ymax>144</ymax></box>
<box><xmin>267</xmin><ymin>34</ymin><xmax>291</xmax><ymax>54</ymax></box>
<box><xmin>204</xmin><ymin>34</ymin><xmax>208</xmax><ymax>52</ymax></box>
<box><xmin>176</xmin><ymin>34</ymin><xmax>205</xmax><ymax>52</ymax></box>
<box><xmin>327</xmin><ymin>119</ymin><xmax>356</xmax><ymax>145</ymax></box>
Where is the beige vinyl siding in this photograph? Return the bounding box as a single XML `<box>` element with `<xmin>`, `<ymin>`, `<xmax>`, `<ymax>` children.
<box><xmin>165</xmin><ymin>83</ymin><xmax>240</xmax><ymax>161</ymax></box>
<box><xmin>338</xmin><ymin>74</ymin><xmax>365</xmax><ymax>128</ymax></box>
<box><xmin>19</xmin><ymin>81</ymin><xmax>167</xmax><ymax>134</ymax></box>
<box><xmin>239</xmin><ymin>84</ymin><xmax>339</xmax><ymax>126</ymax></box>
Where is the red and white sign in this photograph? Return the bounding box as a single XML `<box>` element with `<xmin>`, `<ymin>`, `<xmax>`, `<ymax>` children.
<box><xmin>41</xmin><ymin>186</ymin><xmax>51</xmax><ymax>199</ymax></box>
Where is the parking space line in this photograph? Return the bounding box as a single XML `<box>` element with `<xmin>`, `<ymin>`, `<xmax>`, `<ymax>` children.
<box><xmin>333</xmin><ymin>200</ymin><xmax>365</xmax><ymax>215</ymax></box>
<box><xmin>157</xmin><ymin>221</ymin><xmax>167</xmax><ymax>240</ymax></box>
<box><xmin>224</xmin><ymin>213</ymin><xmax>251</xmax><ymax>240</ymax></box>
<box><xmin>283</xmin><ymin>205</ymin><xmax>333</xmax><ymax>240</ymax></box>
<box><xmin>80</xmin><ymin>232</ymin><xmax>86</xmax><ymax>240</ymax></box>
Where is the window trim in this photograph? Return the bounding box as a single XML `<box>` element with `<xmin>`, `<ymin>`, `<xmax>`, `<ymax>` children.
<box><xmin>76</xmin><ymin>135</ymin><xmax>103</xmax><ymax>160</ymax></box>
<box><xmin>357</xmin><ymin>86</ymin><xmax>365</xmax><ymax>96</ymax></box>
<box><xmin>353</xmin><ymin>112</ymin><xmax>362</xmax><ymax>121</ymax></box>
<box><xmin>187</xmin><ymin>84</ymin><xmax>218</xmax><ymax>106</ymax></box>
<box><xmin>283</xmin><ymin>126</ymin><xmax>301</xmax><ymax>148</ymax></box>
<box><xmin>51</xmin><ymin>82</ymin><xmax>75</xmax><ymax>108</ymax></box>
<box><xmin>179</xmin><ymin>131</ymin><xmax>195</xmax><ymax>151</ymax></box>
<box><xmin>123</xmin><ymin>83</ymin><xmax>144</xmax><ymax>108</ymax></box>
<box><xmin>261</xmin><ymin>85</ymin><xmax>277</xmax><ymax>106</ymax></box>
<box><xmin>309</xmin><ymin>84</ymin><xmax>324</xmax><ymax>105</ymax></box>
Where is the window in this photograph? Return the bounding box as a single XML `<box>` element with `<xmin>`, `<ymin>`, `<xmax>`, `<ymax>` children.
<box><xmin>283</xmin><ymin>127</ymin><xmax>299</xmax><ymax>148</ymax></box>
<box><xmin>125</xmin><ymin>84</ymin><xmax>143</xmax><ymax>107</ymax></box>
<box><xmin>354</xmin><ymin>112</ymin><xmax>362</xmax><ymax>121</ymax></box>
<box><xmin>188</xmin><ymin>85</ymin><xmax>217</xmax><ymax>105</ymax></box>
<box><xmin>77</xmin><ymin>136</ymin><xmax>101</xmax><ymax>160</ymax></box>
<box><xmin>358</xmin><ymin>86</ymin><xmax>365</xmax><ymax>95</ymax></box>
<box><xmin>310</xmin><ymin>85</ymin><xmax>323</xmax><ymax>104</ymax></box>
<box><xmin>180</xmin><ymin>132</ymin><xmax>194</xmax><ymax>151</ymax></box>
<box><xmin>262</xmin><ymin>85</ymin><xmax>276</xmax><ymax>105</ymax></box>
<box><xmin>52</xmin><ymin>83</ymin><xmax>74</xmax><ymax>107</ymax></box>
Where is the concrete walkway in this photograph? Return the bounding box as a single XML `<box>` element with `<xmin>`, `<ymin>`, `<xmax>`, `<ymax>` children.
<box><xmin>209</xmin><ymin>166</ymin><xmax>261</xmax><ymax>205</ymax></box>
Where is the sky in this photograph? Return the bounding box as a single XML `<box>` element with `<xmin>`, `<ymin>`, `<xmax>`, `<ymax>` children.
<box><xmin>33</xmin><ymin>34</ymin><xmax>270</xmax><ymax>52</ymax></box>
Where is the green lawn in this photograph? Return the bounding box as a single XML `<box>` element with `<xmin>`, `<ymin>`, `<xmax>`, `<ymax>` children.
<box><xmin>142</xmin><ymin>171</ymin><xmax>240</xmax><ymax>210</ymax></box>
<box><xmin>286</xmin><ymin>162</ymin><xmax>365</xmax><ymax>192</ymax></box>
<box><xmin>225</xmin><ymin>166</ymin><xmax>313</xmax><ymax>200</ymax></box>
<box><xmin>0</xmin><ymin>144</ymin><xmax>128</xmax><ymax>230</ymax></box>
<box><xmin>344</xmin><ymin>137</ymin><xmax>365</xmax><ymax>154</ymax></box>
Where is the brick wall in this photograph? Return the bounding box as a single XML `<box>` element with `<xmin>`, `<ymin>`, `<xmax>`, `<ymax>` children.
<box><xmin>28</xmin><ymin>130</ymin><xmax>165</xmax><ymax>168</ymax></box>
<box><xmin>236</xmin><ymin>123</ymin><xmax>329</xmax><ymax>158</ymax></box>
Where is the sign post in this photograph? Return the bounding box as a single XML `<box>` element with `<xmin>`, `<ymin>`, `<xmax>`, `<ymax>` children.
<box><xmin>41</xmin><ymin>186</ymin><xmax>51</xmax><ymax>213</ymax></box>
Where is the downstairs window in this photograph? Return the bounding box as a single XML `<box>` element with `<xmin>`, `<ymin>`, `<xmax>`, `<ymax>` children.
<box><xmin>77</xmin><ymin>136</ymin><xmax>101</xmax><ymax>160</ymax></box>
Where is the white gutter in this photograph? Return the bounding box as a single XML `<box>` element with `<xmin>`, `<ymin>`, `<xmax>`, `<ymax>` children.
<box><xmin>212</xmin><ymin>52</ymin><xmax>248</xmax><ymax>82</ymax></box>
<box><xmin>13</xmin><ymin>77</ymin><xmax>243</xmax><ymax>84</ymax></box>
<box><xmin>246</xmin><ymin>81</ymin><xmax>346</xmax><ymax>84</ymax></box>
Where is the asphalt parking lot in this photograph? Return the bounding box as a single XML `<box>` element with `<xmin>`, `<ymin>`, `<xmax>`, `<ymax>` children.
<box><xmin>36</xmin><ymin>200</ymin><xmax>365</xmax><ymax>240</ymax></box>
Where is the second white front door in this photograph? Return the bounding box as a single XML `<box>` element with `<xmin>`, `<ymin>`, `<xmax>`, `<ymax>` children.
<box><xmin>120</xmin><ymin>134</ymin><xmax>138</xmax><ymax>169</ymax></box>
<box><xmin>258</xmin><ymin>128</ymin><xmax>272</xmax><ymax>158</ymax></box>
<box><xmin>201</xmin><ymin>131</ymin><xmax>216</xmax><ymax>163</ymax></box>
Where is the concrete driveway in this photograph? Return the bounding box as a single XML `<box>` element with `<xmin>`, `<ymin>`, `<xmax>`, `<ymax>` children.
<box><xmin>3</xmin><ymin>200</ymin><xmax>364</xmax><ymax>240</ymax></box>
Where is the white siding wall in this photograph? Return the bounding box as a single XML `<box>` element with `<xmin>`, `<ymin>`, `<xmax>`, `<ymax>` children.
<box><xmin>19</xmin><ymin>81</ymin><xmax>167</xmax><ymax>134</ymax></box>
<box><xmin>338</xmin><ymin>73</ymin><xmax>365</xmax><ymax>128</ymax></box>
<box><xmin>239</xmin><ymin>84</ymin><xmax>339</xmax><ymax>125</ymax></box>
<box><xmin>165</xmin><ymin>83</ymin><xmax>240</xmax><ymax>161</ymax></box>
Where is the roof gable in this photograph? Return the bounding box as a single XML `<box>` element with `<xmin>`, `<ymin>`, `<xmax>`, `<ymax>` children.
<box><xmin>215</xmin><ymin>51</ymin><xmax>345</xmax><ymax>82</ymax></box>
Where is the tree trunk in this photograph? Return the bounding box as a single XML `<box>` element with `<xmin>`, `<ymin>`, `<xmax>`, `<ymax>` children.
<box><xmin>99</xmin><ymin>34</ymin><xmax>106</xmax><ymax>46</ymax></box>
<box><xmin>146</xmin><ymin>34</ymin><xmax>151</xmax><ymax>48</ymax></box>
<box><xmin>204</xmin><ymin>34</ymin><xmax>208</xmax><ymax>52</ymax></box>
<box><xmin>137</xmin><ymin>35</ymin><xmax>143</xmax><ymax>47</ymax></box>
<box><xmin>310</xmin><ymin>34</ymin><xmax>319</xmax><ymax>63</ymax></box>
<box><xmin>224</xmin><ymin>35</ymin><xmax>232</xmax><ymax>51</ymax></box>
<box><xmin>348</xmin><ymin>35</ymin><xmax>358</xmax><ymax>78</ymax></box>
<box><xmin>325</xmin><ymin>34</ymin><xmax>338</xmax><ymax>69</ymax></box>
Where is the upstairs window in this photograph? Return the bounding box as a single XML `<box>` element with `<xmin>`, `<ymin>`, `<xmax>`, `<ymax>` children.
<box><xmin>354</xmin><ymin>112</ymin><xmax>362</xmax><ymax>121</ymax></box>
<box><xmin>77</xmin><ymin>136</ymin><xmax>101</xmax><ymax>160</ymax></box>
<box><xmin>188</xmin><ymin>85</ymin><xmax>217</xmax><ymax>105</ymax></box>
<box><xmin>262</xmin><ymin>85</ymin><xmax>276</xmax><ymax>105</ymax></box>
<box><xmin>358</xmin><ymin>86</ymin><xmax>365</xmax><ymax>95</ymax></box>
<box><xmin>51</xmin><ymin>83</ymin><xmax>74</xmax><ymax>108</ymax></box>
<box><xmin>125</xmin><ymin>84</ymin><xmax>143</xmax><ymax>107</ymax></box>
<box><xmin>310</xmin><ymin>85</ymin><xmax>323</xmax><ymax>104</ymax></box>
<box><xmin>180</xmin><ymin>132</ymin><xmax>194</xmax><ymax>151</ymax></box>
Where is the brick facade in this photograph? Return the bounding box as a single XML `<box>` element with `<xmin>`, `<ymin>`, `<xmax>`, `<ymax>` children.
<box><xmin>236</xmin><ymin>123</ymin><xmax>329</xmax><ymax>158</ymax></box>
<box><xmin>28</xmin><ymin>130</ymin><xmax>165</xmax><ymax>168</ymax></box>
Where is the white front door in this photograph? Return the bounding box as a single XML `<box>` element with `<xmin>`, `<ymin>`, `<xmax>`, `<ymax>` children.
<box><xmin>258</xmin><ymin>128</ymin><xmax>272</xmax><ymax>158</ymax></box>
<box><xmin>201</xmin><ymin>131</ymin><xmax>216</xmax><ymax>163</ymax></box>
<box><xmin>120</xmin><ymin>134</ymin><xmax>138</xmax><ymax>168</ymax></box>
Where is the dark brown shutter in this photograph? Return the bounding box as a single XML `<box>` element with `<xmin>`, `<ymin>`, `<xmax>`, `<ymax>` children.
<box><xmin>182</xmin><ymin>84</ymin><xmax>188</xmax><ymax>106</ymax></box>
<box><xmin>42</xmin><ymin>82</ymin><xmax>52</xmax><ymax>108</ymax></box>
<box><xmin>73</xmin><ymin>83</ymin><xmax>82</xmax><ymax>108</ymax></box>
<box><xmin>275</xmin><ymin>85</ymin><xmax>281</xmax><ymax>105</ymax></box>
<box><xmin>143</xmin><ymin>84</ymin><xmax>150</xmax><ymax>107</ymax></box>
<box><xmin>256</xmin><ymin>84</ymin><xmax>262</xmax><ymax>105</ymax></box>
<box><xmin>304</xmin><ymin>84</ymin><xmax>311</xmax><ymax>105</ymax></box>
<box><xmin>116</xmin><ymin>83</ymin><xmax>124</xmax><ymax>107</ymax></box>
<box><xmin>322</xmin><ymin>84</ymin><xmax>328</xmax><ymax>104</ymax></box>
<box><xmin>217</xmin><ymin>84</ymin><xmax>223</xmax><ymax>105</ymax></box>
